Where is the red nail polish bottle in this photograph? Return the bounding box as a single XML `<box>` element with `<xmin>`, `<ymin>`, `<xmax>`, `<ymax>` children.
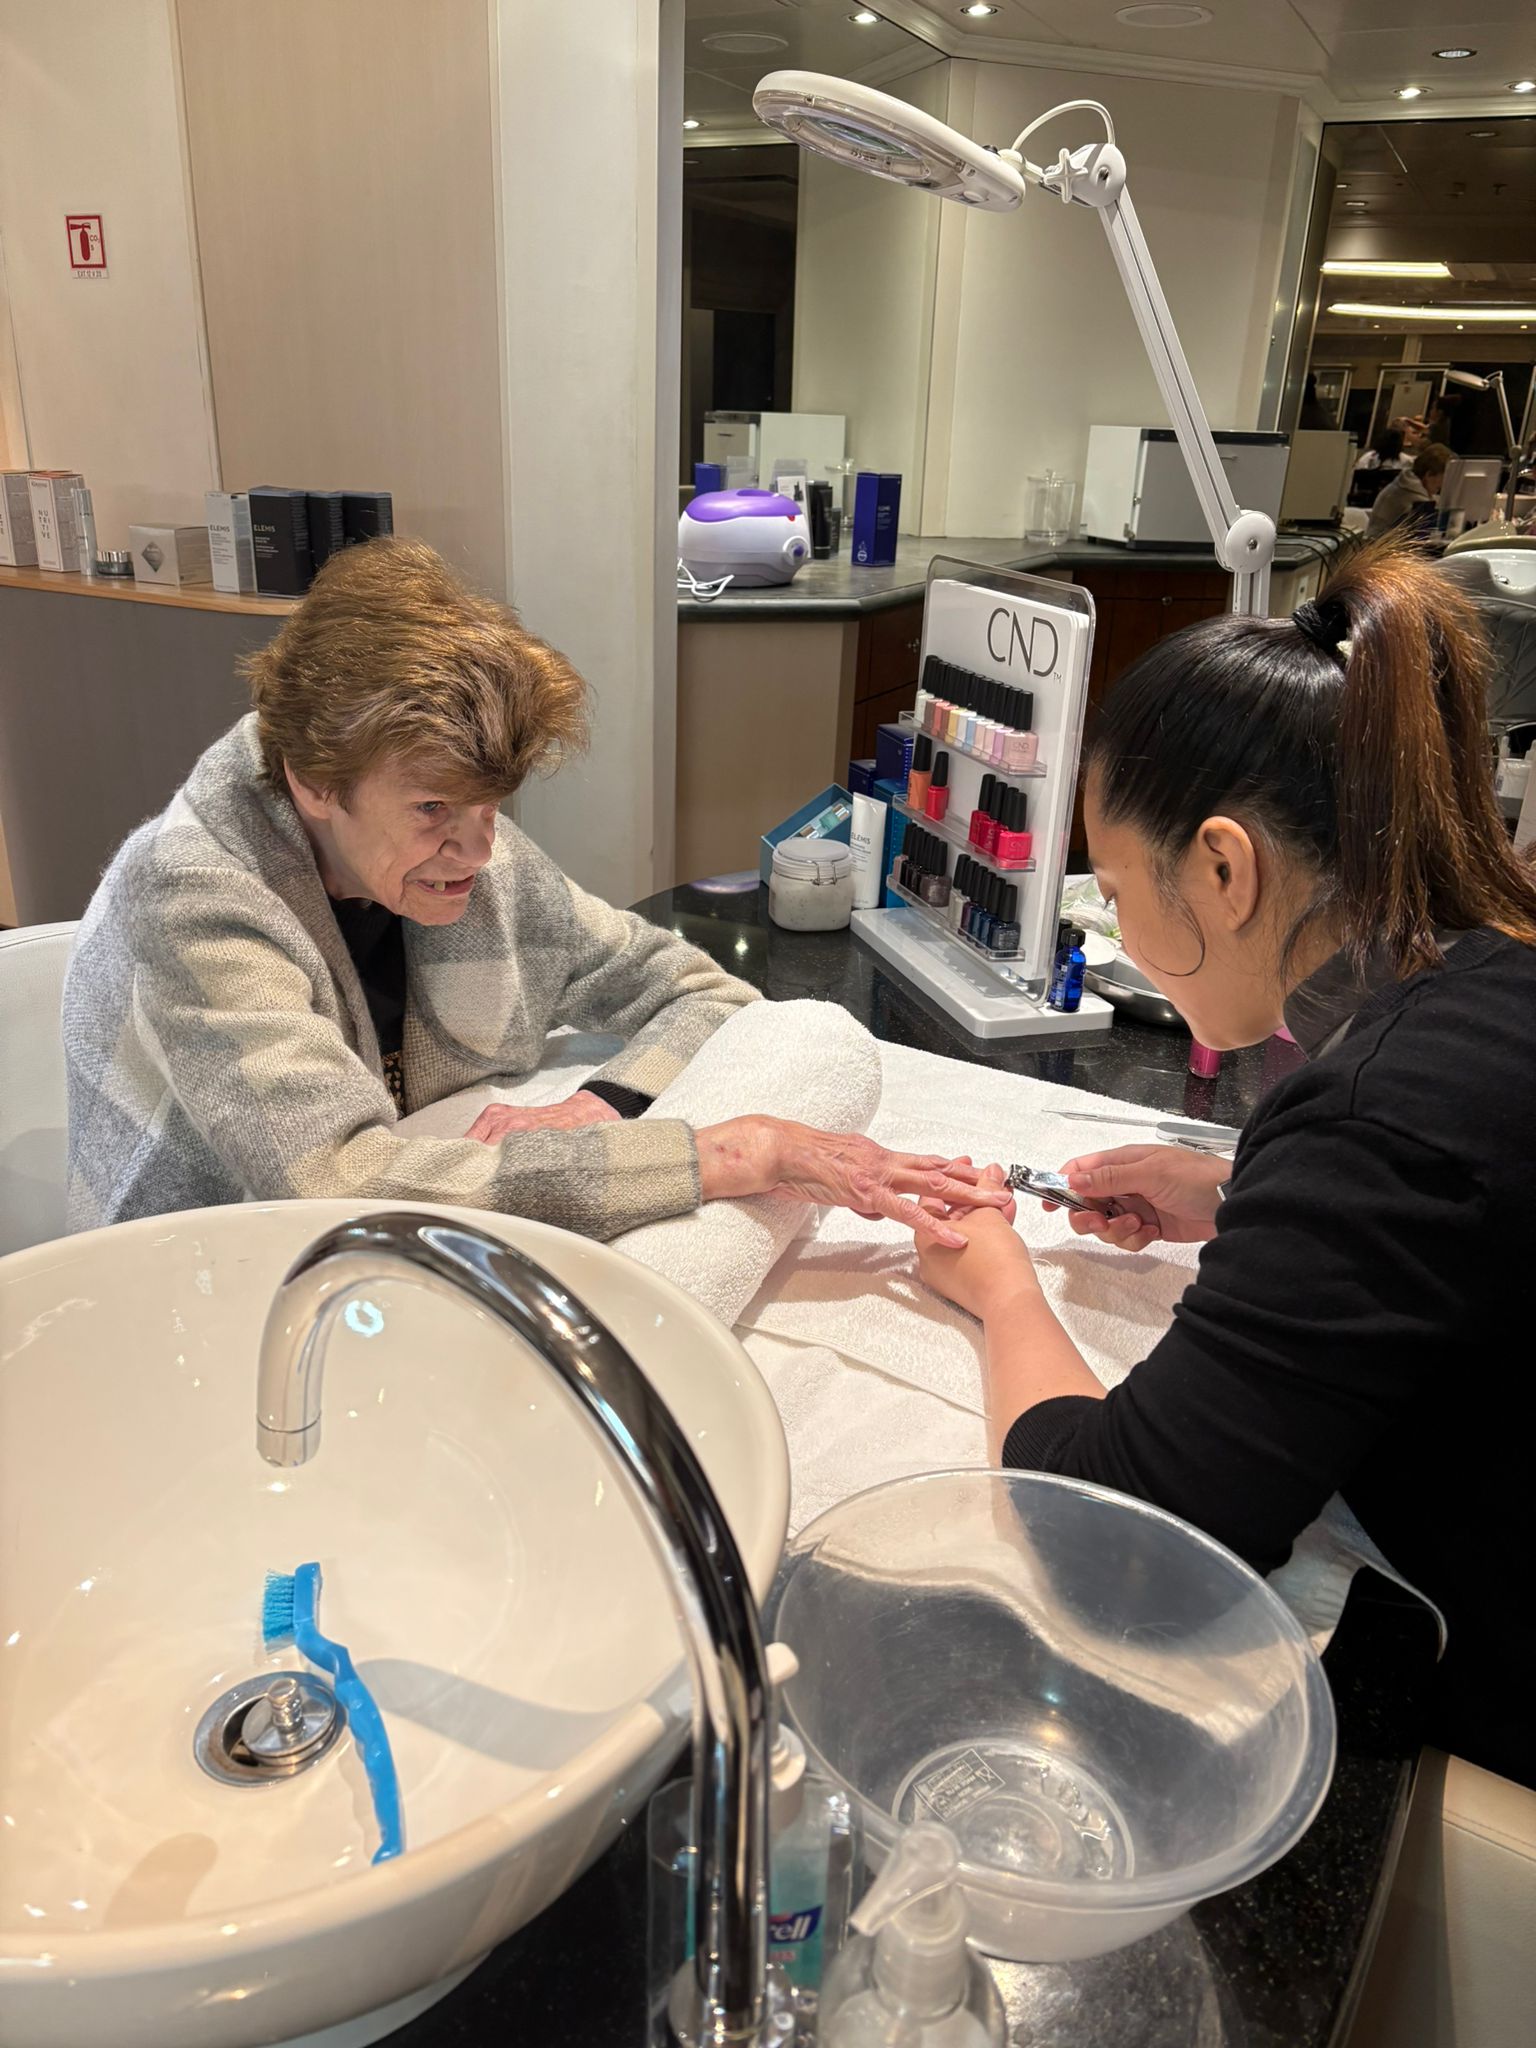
<box><xmin>925</xmin><ymin>749</ymin><xmax>950</xmax><ymax>822</ymax></box>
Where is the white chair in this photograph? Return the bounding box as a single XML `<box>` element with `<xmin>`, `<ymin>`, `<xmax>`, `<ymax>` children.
<box><xmin>0</xmin><ymin>922</ymin><xmax>78</xmax><ymax>1256</ymax></box>
<box><xmin>1346</xmin><ymin>1750</ymin><xmax>1536</xmax><ymax>2048</ymax></box>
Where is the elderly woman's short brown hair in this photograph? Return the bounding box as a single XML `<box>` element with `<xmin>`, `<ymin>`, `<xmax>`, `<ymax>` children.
<box><xmin>242</xmin><ymin>538</ymin><xmax>589</xmax><ymax>803</ymax></box>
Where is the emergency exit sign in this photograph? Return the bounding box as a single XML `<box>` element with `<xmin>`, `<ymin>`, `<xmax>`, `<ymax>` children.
<box><xmin>66</xmin><ymin>214</ymin><xmax>107</xmax><ymax>278</ymax></box>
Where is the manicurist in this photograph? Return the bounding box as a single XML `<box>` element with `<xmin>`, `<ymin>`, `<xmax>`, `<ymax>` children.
<box><xmin>916</xmin><ymin>542</ymin><xmax>1536</xmax><ymax>1788</ymax></box>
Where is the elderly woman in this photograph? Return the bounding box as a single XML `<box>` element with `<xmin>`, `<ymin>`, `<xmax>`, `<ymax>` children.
<box><xmin>65</xmin><ymin>540</ymin><xmax>994</xmax><ymax>1245</ymax></box>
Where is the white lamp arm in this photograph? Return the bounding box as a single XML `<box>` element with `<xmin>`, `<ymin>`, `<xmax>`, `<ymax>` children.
<box><xmin>1012</xmin><ymin>138</ymin><xmax>1276</xmax><ymax>617</ymax></box>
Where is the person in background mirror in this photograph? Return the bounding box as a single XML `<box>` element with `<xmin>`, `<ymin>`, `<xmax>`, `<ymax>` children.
<box><xmin>64</xmin><ymin>539</ymin><xmax>1000</xmax><ymax>1247</ymax></box>
<box><xmin>914</xmin><ymin>542</ymin><xmax>1536</xmax><ymax>1788</ymax></box>
<box><xmin>1365</xmin><ymin>440</ymin><xmax>1450</xmax><ymax>540</ymax></box>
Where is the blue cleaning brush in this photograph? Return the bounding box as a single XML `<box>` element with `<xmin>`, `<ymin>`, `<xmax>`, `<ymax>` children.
<box><xmin>262</xmin><ymin>1562</ymin><xmax>404</xmax><ymax>1864</ymax></box>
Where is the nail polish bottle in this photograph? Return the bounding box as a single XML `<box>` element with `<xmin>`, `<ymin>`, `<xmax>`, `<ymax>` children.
<box><xmin>906</xmin><ymin>733</ymin><xmax>932</xmax><ymax>812</ymax></box>
<box><xmin>969</xmin><ymin>775</ymin><xmax>993</xmax><ymax>847</ymax></box>
<box><xmin>926</xmin><ymin>750</ymin><xmax>950</xmax><ymax>822</ymax></box>
<box><xmin>981</xmin><ymin>680</ymin><xmax>1002</xmax><ymax>762</ymax></box>
<box><xmin>971</xmin><ymin>873</ymin><xmax>996</xmax><ymax>948</ymax></box>
<box><xmin>949</xmin><ymin>856</ymin><xmax>968</xmax><ymax>929</ymax></box>
<box><xmin>920</xmin><ymin>839</ymin><xmax>950</xmax><ymax>908</ymax></box>
<box><xmin>993</xmin><ymin>883</ymin><xmax>1021</xmax><ymax>955</ymax></box>
<box><xmin>946</xmin><ymin>687</ymin><xmax>965</xmax><ymax>744</ymax></box>
<box><xmin>1003</xmin><ymin>691</ymin><xmax>1037</xmax><ymax>771</ymax></box>
<box><xmin>978</xmin><ymin>787</ymin><xmax>1001</xmax><ymax>858</ymax></box>
<box><xmin>996</xmin><ymin>787</ymin><xmax>1033</xmax><ymax>866</ymax></box>
<box><xmin>917</xmin><ymin>655</ymin><xmax>944</xmax><ymax>734</ymax></box>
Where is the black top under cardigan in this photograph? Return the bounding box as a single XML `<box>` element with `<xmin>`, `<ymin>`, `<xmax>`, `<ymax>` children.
<box><xmin>1004</xmin><ymin>928</ymin><xmax>1535</xmax><ymax>1787</ymax></box>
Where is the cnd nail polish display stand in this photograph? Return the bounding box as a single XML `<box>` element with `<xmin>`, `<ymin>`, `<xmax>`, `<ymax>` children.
<box><xmin>851</xmin><ymin>558</ymin><xmax>1113</xmax><ymax>1039</ymax></box>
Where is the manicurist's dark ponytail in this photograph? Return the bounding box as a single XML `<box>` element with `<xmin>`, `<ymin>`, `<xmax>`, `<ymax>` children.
<box><xmin>1087</xmin><ymin>538</ymin><xmax>1536</xmax><ymax>975</ymax></box>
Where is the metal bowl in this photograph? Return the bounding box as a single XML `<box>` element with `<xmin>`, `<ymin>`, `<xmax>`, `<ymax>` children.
<box><xmin>1084</xmin><ymin>967</ymin><xmax>1185</xmax><ymax>1030</ymax></box>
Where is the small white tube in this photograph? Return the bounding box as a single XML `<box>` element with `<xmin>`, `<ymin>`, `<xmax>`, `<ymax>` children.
<box><xmin>849</xmin><ymin>792</ymin><xmax>887</xmax><ymax>911</ymax></box>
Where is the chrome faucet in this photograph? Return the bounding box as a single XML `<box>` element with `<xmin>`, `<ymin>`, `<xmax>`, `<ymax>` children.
<box><xmin>256</xmin><ymin>1210</ymin><xmax>773</xmax><ymax>2046</ymax></box>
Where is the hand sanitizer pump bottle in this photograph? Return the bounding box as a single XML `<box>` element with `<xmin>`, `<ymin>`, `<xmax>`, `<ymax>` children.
<box><xmin>821</xmin><ymin>1823</ymin><xmax>1004</xmax><ymax>2048</ymax></box>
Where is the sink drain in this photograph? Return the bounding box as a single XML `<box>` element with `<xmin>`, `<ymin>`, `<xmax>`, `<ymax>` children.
<box><xmin>194</xmin><ymin>1671</ymin><xmax>346</xmax><ymax>1786</ymax></box>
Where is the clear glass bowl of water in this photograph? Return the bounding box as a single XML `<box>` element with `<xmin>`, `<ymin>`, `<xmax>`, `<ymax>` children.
<box><xmin>768</xmin><ymin>1470</ymin><xmax>1336</xmax><ymax>1963</ymax></box>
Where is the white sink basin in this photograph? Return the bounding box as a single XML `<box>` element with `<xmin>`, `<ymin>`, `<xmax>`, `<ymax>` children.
<box><xmin>0</xmin><ymin>1201</ymin><xmax>789</xmax><ymax>2047</ymax></box>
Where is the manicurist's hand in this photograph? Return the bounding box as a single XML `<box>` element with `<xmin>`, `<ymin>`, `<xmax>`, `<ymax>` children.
<box><xmin>694</xmin><ymin>1116</ymin><xmax>1011</xmax><ymax>1250</ymax></box>
<box><xmin>917</xmin><ymin>1200</ymin><xmax>1041</xmax><ymax>1324</ymax></box>
<box><xmin>464</xmin><ymin>1090</ymin><xmax>623</xmax><ymax>1140</ymax></box>
<box><xmin>1048</xmin><ymin>1143</ymin><xmax>1227</xmax><ymax>1251</ymax></box>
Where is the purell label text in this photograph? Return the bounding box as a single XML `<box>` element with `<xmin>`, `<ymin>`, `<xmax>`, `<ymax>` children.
<box><xmin>768</xmin><ymin>1906</ymin><xmax>823</xmax><ymax>1947</ymax></box>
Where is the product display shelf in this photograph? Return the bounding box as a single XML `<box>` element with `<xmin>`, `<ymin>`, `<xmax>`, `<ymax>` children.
<box><xmin>898</xmin><ymin>711</ymin><xmax>1046</xmax><ymax>781</ymax></box>
<box><xmin>884</xmin><ymin>872</ymin><xmax>1028</xmax><ymax>975</ymax></box>
<box><xmin>891</xmin><ymin>796</ymin><xmax>1036</xmax><ymax>876</ymax></box>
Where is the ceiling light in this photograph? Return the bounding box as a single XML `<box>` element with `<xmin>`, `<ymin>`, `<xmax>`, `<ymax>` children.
<box><xmin>1114</xmin><ymin>3</ymin><xmax>1212</xmax><ymax>23</ymax></box>
<box><xmin>961</xmin><ymin>3</ymin><xmax>998</xmax><ymax>14</ymax></box>
<box><xmin>1344</xmin><ymin>201</ymin><xmax>1368</xmax><ymax>211</ymax></box>
<box><xmin>1510</xmin><ymin>80</ymin><xmax>1536</xmax><ymax>94</ymax></box>
<box><xmin>1468</xmin><ymin>129</ymin><xmax>1496</xmax><ymax>139</ymax></box>
<box><xmin>683</xmin><ymin>118</ymin><xmax>701</xmax><ymax>131</ymax></box>
<box><xmin>1433</xmin><ymin>48</ymin><xmax>1475</xmax><ymax>60</ymax></box>
<box><xmin>1396</xmin><ymin>86</ymin><xmax>1424</xmax><ymax>100</ymax></box>
<box><xmin>1328</xmin><ymin>300</ymin><xmax>1536</xmax><ymax>322</ymax></box>
<box><xmin>849</xmin><ymin>9</ymin><xmax>880</xmax><ymax>21</ymax></box>
<box><xmin>702</xmin><ymin>32</ymin><xmax>788</xmax><ymax>56</ymax></box>
<box><xmin>1322</xmin><ymin>260</ymin><xmax>1451</xmax><ymax>278</ymax></box>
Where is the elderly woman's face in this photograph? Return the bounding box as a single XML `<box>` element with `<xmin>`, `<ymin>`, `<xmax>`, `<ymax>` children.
<box><xmin>286</xmin><ymin>759</ymin><xmax>500</xmax><ymax>922</ymax></box>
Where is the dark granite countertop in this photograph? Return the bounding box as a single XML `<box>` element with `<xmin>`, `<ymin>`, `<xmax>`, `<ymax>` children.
<box><xmin>380</xmin><ymin>876</ymin><xmax>1434</xmax><ymax>2048</ymax></box>
<box><xmin>679</xmin><ymin>531</ymin><xmax>1346</xmax><ymax>623</ymax></box>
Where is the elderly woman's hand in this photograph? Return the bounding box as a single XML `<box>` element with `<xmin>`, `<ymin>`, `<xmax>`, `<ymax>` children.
<box><xmin>694</xmin><ymin>1116</ymin><xmax>1011</xmax><ymax>1249</ymax></box>
<box><xmin>465</xmin><ymin>1090</ymin><xmax>622</xmax><ymax>1140</ymax></box>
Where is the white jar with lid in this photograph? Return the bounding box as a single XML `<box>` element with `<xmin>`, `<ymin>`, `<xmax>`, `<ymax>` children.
<box><xmin>769</xmin><ymin>840</ymin><xmax>854</xmax><ymax>931</ymax></box>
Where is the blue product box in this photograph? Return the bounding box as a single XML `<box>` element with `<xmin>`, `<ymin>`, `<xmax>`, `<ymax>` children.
<box><xmin>693</xmin><ymin>462</ymin><xmax>724</xmax><ymax>495</ymax></box>
<box><xmin>872</xmin><ymin>777</ymin><xmax>906</xmax><ymax>907</ymax></box>
<box><xmin>874</xmin><ymin>721</ymin><xmax>914</xmax><ymax>788</ymax></box>
<box><xmin>847</xmin><ymin>757</ymin><xmax>877</xmax><ymax>797</ymax></box>
<box><xmin>758</xmin><ymin>785</ymin><xmax>854</xmax><ymax>885</ymax></box>
<box><xmin>851</xmin><ymin>471</ymin><xmax>901</xmax><ymax>567</ymax></box>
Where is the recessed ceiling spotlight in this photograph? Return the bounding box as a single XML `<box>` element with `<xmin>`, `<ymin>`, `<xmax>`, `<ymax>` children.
<box><xmin>961</xmin><ymin>3</ymin><xmax>998</xmax><ymax>14</ymax></box>
<box><xmin>1433</xmin><ymin>48</ymin><xmax>1476</xmax><ymax>60</ymax></box>
<box><xmin>849</xmin><ymin>9</ymin><xmax>880</xmax><ymax>22</ymax></box>
<box><xmin>683</xmin><ymin>118</ymin><xmax>701</xmax><ymax>131</ymax></box>
<box><xmin>1510</xmin><ymin>80</ymin><xmax>1536</xmax><ymax>94</ymax></box>
<box><xmin>1114</xmin><ymin>3</ymin><xmax>1212</xmax><ymax>23</ymax></box>
<box><xmin>1396</xmin><ymin>85</ymin><xmax>1425</xmax><ymax>100</ymax></box>
<box><xmin>1344</xmin><ymin>201</ymin><xmax>1368</xmax><ymax>211</ymax></box>
<box><xmin>701</xmin><ymin>31</ymin><xmax>788</xmax><ymax>55</ymax></box>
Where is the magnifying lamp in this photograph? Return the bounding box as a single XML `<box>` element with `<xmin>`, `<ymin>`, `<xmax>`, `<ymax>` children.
<box><xmin>753</xmin><ymin>70</ymin><xmax>1277</xmax><ymax>615</ymax></box>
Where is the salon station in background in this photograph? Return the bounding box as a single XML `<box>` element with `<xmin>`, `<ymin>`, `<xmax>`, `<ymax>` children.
<box><xmin>2</xmin><ymin>7</ymin><xmax>1536</xmax><ymax>2048</ymax></box>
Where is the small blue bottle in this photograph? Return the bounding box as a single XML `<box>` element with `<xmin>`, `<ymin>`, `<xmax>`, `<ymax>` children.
<box><xmin>1048</xmin><ymin>924</ymin><xmax>1087</xmax><ymax>1011</ymax></box>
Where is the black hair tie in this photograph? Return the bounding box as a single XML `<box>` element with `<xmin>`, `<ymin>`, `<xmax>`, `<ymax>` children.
<box><xmin>1292</xmin><ymin>596</ymin><xmax>1350</xmax><ymax>661</ymax></box>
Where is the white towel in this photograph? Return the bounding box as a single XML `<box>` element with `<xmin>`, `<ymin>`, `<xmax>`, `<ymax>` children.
<box><xmin>614</xmin><ymin>1001</ymin><xmax>883</xmax><ymax>1327</ymax></box>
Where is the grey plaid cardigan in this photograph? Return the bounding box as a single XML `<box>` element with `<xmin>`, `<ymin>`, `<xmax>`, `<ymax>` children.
<box><xmin>63</xmin><ymin>716</ymin><xmax>758</xmax><ymax>1237</ymax></box>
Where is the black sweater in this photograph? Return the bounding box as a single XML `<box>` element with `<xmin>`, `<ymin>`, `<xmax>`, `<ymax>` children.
<box><xmin>1004</xmin><ymin>929</ymin><xmax>1535</xmax><ymax>1787</ymax></box>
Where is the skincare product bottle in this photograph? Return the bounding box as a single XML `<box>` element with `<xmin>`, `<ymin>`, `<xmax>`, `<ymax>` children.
<box><xmin>926</xmin><ymin>751</ymin><xmax>950</xmax><ymax>823</ymax></box>
<box><xmin>849</xmin><ymin>792</ymin><xmax>889</xmax><ymax>912</ymax></box>
<box><xmin>907</xmin><ymin>735</ymin><xmax>933</xmax><ymax>813</ymax></box>
<box><xmin>70</xmin><ymin>484</ymin><xmax>99</xmax><ymax>579</ymax></box>
<box><xmin>1048</xmin><ymin>926</ymin><xmax>1087</xmax><ymax>1011</ymax></box>
<box><xmin>822</xmin><ymin>1822</ymin><xmax>1004</xmax><ymax>2048</ymax></box>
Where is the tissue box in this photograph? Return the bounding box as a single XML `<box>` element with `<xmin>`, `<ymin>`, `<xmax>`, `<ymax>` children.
<box><xmin>129</xmin><ymin>523</ymin><xmax>213</xmax><ymax>588</ymax></box>
<box><xmin>758</xmin><ymin>785</ymin><xmax>853</xmax><ymax>885</ymax></box>
<box><xmin>874</xmin><ymin>722</ymin><xmax>915</xmax><ymax>788</ymax></box>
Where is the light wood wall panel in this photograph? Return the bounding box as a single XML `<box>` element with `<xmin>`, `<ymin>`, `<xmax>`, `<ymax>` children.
<box><xmin>175</xmin><ymin>0</ymin><xmax>505</xmax><ymax>595</ymax></box>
